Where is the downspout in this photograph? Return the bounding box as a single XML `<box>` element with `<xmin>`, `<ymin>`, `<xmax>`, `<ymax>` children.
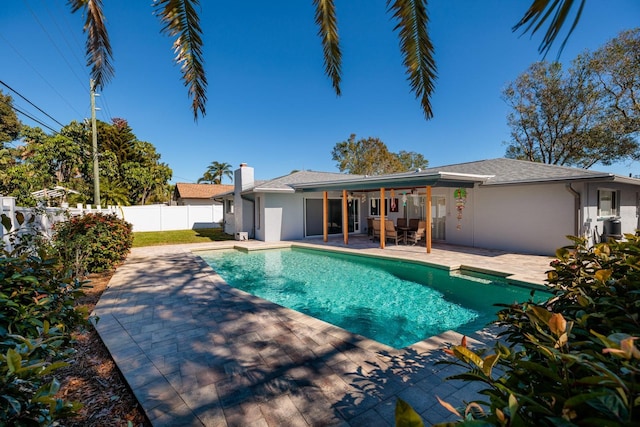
<box><xmin>566</xmin><ymin>183</ymin><xmax>581</xmax><ymax>237</ymax></box>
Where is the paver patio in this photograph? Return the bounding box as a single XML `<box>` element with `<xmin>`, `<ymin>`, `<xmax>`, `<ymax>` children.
<box><xmin>92</xmin><ymin>237</ymin><xmax>554</xmax><ymax>426</ymax></box>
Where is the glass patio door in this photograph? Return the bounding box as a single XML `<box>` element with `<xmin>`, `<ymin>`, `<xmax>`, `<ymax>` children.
<box><xmin>432</xmin><ymin>196</ymin><xmax>446</xmax><ymax>241</ymax></box>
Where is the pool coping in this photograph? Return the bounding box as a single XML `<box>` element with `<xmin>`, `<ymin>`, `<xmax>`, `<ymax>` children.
<box><xmin>93</xmin><ymin>240</ymin><xmax>553</xmax><ymax>426</ymax></box>
<box><xmin>191</xmin><ymin>242</ymin><xmax>544</xmax><ymax>355</ymax></box>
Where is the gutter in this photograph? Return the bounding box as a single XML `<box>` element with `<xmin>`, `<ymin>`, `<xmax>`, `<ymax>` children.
<box><xmin>566</xmin><ymin>183</ymin><xmax>581</xmax><ymax>237</ymax></box>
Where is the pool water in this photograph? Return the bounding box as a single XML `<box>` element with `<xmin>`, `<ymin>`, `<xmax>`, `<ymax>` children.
<box><xmin>199</xmin><ymin>247</ymin><xmax>547</xmax><ymax>349</ymax></box>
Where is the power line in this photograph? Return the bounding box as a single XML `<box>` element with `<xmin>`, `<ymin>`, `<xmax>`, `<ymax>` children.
<box><xmin>0</xmin><ymin>31</ymin><xmax>85</xmax><ymax>118</ymax></box>
<box><xmin>0</xmin><ymin>79</ymin><xmax>65</xmax><ymax>128</ymax></box>
<box><xmin>7</xmin><ymin>102</ymin><xmax>58</xmax><ymax>134</ymax></box>
<box><xmin>21</xmin><ymin>0</ymin><xmax>88</xmax><ymax>93</ymax></box>
<box><xmin>40</xmin><ymin>0</ymin><xmax>88</xmax><ymax>76</ymax></box>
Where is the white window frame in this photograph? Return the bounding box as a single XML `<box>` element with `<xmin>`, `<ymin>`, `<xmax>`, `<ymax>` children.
<box><xmin>597</xmin><ymin>189</ymin><xmax>619</xmax><ymax>217</ymax></box>
<box><xmin>226</xmin><ymin>199</ymin><xmax>234</xmax><ymax>214</ymax></box>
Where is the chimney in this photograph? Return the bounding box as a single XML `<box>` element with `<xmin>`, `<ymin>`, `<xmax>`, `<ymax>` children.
<box><xmin>233</xmin><ymin>163</ymin><xmax>254</xmax><ymax>237</ymax></box>
<box><xmin>235</xmin><ymin>163</ymin><xmax>254</xmax><ymax>192</ymax></box>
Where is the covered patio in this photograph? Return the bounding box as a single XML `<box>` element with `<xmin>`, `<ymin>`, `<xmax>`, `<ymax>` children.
<box><xmin>294</xmin><ymin>171</ymin><xmax>492</xmax><ymax>253</ymax></box>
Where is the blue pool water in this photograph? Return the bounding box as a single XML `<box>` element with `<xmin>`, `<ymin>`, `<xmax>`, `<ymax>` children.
<box><xmin>199</xmin><ymin>247</ymin><xmax>547</xmax><ymax>349</ymax></box>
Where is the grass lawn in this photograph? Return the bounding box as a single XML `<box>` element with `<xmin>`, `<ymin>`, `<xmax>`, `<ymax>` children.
<box><xmin>132</xmin><ymin>228</ymin><xmax>235</xmax><ymax>247</ymax></box>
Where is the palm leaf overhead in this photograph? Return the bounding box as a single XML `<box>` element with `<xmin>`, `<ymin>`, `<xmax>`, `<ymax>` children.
<box><xmin>69</xmin><ymin>1</ymin><xmax>587</xmax><ymax>122</ymax></box>
<box><xmin>387</xmin><ymin>0</ymin><xmax>436</xmax><ymax>119</ymax></box>
<box><xmin>154</xmin><ymin>0</ymin><xmax>207</xmax><ymax>120</ymax></box>
<box><xmin>69</xmin><ymin>0</ymin><xmax>114</xmax><ymax>89</ymax></box>
<box><xmin>312</xmin><ymin>0</ymin><xmax>342</xmax><ymax>96</ymax></box>
<box><xmin>513</xmin><ymin>0</ymin><xmax>586</xmax><ymax>57</ymax></box>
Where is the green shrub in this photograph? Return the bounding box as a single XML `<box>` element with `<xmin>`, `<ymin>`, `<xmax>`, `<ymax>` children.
<box><xmin>53</xmin><ymin>213</ymin><xmax>133</xmax><ymax>275</ymax></box>
<box><xmin>1</xmin><ymin>216</ymin><xmax>88</xmax><ymax>425</ymax></box>
<box><xmin>396</xmin><ymin>235</ymin><xmax>640</xmax><ymax>427</ymax></box>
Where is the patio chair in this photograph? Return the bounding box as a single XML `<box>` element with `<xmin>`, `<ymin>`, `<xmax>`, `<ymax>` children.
<box><xmin>371</xmin><ymin>219</ymin><xmax>381</xmax><ymax>241</ymax></box>
<box><xmin>406</xmin><ymin>224</ymin><xmax>426</xmax><ymax>245</ymax></box>
<box><xmin>396</xmin><ymin>218</ymin><xmax>407</xmax><ymax>228</ymax></box>
<box><xmin>384</xmin><ymin>219</ymin><xmax>404</xmax><ymax>245</ymax></box>
<box><xmin>367</xmin><ymin>217</ymin><xmax>373</xmax><ymax>236</ymax></box>
<box><xmin>409</xmin><ymin>218</ymin><xmax>420</xmax><ymax>231</ymax></box>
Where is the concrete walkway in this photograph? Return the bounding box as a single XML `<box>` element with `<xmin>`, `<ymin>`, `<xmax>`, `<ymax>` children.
<box><xmin>92</xmin><ymin>238</ymin><xmax>553</xmax><ymax>426</ymax></box>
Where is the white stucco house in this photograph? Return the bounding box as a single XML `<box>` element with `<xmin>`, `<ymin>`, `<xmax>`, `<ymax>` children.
<box><xmin>217</xmin><ymin>159</ymin><xmax>640</xmax><ymax>255</ymax></box>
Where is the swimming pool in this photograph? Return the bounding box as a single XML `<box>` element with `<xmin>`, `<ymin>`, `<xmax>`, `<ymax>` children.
<box><xmin>199</xmin><ymin>247</ymin><xmax>547</xmax><ymax>349</ymax></box>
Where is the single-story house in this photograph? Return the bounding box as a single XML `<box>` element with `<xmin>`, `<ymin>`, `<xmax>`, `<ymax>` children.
<box><xmin>217</xmin><ymin>159</ymin><xmax>640</xmax><ymax>255</ymax></box>
<box><xmin>172</xmin><ymin>183</ymin><xmax>234</xmax><ymax>206</ymax></box>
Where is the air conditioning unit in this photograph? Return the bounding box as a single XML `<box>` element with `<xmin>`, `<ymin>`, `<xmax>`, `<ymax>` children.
<box><xmin>235</xmin><ymin>232</ymin><xmax>248</xmax><ymax>241</ymax></box>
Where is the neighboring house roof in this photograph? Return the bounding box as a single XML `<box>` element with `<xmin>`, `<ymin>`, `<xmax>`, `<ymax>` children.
<box><xmin>174</xmin><ymin>183</ymin><xmax>234</xmax><ymax>199</ymax></box>
<box><xmin>422</xmin><ymin>158</ymin><xmax>640</xmax><ymax>186</ymax></box>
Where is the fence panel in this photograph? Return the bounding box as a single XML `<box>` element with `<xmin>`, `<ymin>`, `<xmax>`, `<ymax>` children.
<box><xmin>120</xmin><ymin>204</ymin><xmax>223</xmax><ymax>232</ymax></box>
<box><xmin>2</xmin><ymin>202</ymin><xmax>224</xmax><ymax>250</ymax></box>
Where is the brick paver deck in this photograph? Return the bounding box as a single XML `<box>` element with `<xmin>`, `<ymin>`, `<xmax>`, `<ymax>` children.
<box><xmin>92</xmin><ymin>237</ymin><xmax>553</xmax><ymax>426</ymax></box>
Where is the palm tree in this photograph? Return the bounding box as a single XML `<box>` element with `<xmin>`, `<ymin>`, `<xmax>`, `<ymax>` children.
<box><xmin>69</xmin><ymin>0</ymin><xmax>583</xmax><ymax>121</ymax></box>
<box><xmin>199</xmin><ymin>161</ymin><xmax>232</xmax><ymax>184</ymax></box>
<box><xmin>196</xmin><ymin>170</ymin><xmax>215</xmax><ymax>184</ymax></box>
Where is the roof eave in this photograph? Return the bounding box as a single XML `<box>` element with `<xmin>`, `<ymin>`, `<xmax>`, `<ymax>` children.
<box><xmin>293</xmin><ymin>171</ymin><xmax>492</xmax><ymax>192</ymax></box>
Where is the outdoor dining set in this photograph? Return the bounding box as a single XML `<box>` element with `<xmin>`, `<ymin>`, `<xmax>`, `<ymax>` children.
<box><xmin>367</xmin><ymin>217</ymin><xmax>427</xmax><ymax>245</ymax></box>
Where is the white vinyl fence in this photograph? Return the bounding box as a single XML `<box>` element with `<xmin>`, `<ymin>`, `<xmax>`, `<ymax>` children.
<box><xmin>2</xmin><ymin>196</ymin><xmax>224</xmax><ymax>250</ymax></box>
<box><xmin>119</xmin><ymin>204</ymin><xmax>223</xmax><ymax>232</ymax></box>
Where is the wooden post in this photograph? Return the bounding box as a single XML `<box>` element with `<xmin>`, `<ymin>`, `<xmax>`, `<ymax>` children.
<box><xmin>380</xmin><ymin>188</ymin><xmax>386</xmax><ymax>249</ymax></box>
<box><xmin>426</xmin><ymin>186</ymin><xmax>432</xmax><ymax>253</ymax></box>
<box><xmin>342</xmin><ymin>190</ymin><xmax>349</xmax><ymax>245</ymax></box>
<box><xmin>323</xmin><ymin>191</ymin><xmax>328</xmax><ymax>242</ymax></box>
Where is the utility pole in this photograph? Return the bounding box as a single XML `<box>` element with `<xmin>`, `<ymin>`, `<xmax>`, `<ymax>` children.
<box><xmin>90</xmin><ymin>79</ymin><xmax>101</xmax><ymax>206</ymax></box>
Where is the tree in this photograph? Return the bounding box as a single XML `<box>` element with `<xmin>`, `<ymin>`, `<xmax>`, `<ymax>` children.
<box><xmin>588</xmin><ymin>28</ymin><xmax>640</xmax><ymax>136</ymax></box>
<box><xmin>69</xmin><ymin>0</ymin><xmax>583</xmax><ymax>121</ymax></box>
<box><xmin>503</xmin><ymin>59</ymin><xmax>639</xmax><ymax>168</ymax></box>
<box><xmin>199</xmin><ymin>161</ymin><xmax>232</xmax><ymax>184</ymax></box>
<box><xmin>122</xmin><ymin>141</ymin><xmax>173</xmax><ymax>204</ymax></box>
<box><xmin>396</xmin><ymin>150</ymin><xmax>429</xmax><ymax>171</ymax></box>
<box><xmin>0</xmin><ymin>90</ymin><xmax>21</xmax><ymax>145</ymax></box>
<box><xmin>0</xmin><ymin>107</ymin><xmax>173</xmax><ymax>206</ymax></box>
<box><xmin>331</xmin><ymin>134</ymin><xmax>427</xmax><ymax>175</ymax></box>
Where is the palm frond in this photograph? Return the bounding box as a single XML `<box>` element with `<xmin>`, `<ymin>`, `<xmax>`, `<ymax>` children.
<box><xmin>513</xmin><ymin>0</ymin><xmax>586</xmax><ymax>58</ymax></box>
<box><xmin>154</xmin><ymin>0</ymin><xmax>207</xmax><ymax>120</ymax></box>
<box><xmin>313</xmin><ymin>0</ymin><xmax>342</xmax><ymax>96</ymax></box>
<box><xmin>69</xmin><ymin>0</ymin><xmax>114</xmax><ymax>89</ymax></box>
<box><xmin>387</xmin><ymin>0</ymin><xmax>436</xmax><ymax>119</ymax></box>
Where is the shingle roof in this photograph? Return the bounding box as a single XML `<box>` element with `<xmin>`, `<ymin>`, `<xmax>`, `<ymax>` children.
<box><xmin>254</xmin><ymin>170</ymin><xmax>361</xmax><ymax>192</ymax></box>
<box><xmin>174</xmin><ymin>183</ymin><xmax>234</xmax><ymax>199</ymax></box>
<box><xmin>421</xmin><ymin>158</ymin><xmax>618</xmax><ymax>185</ymax></box>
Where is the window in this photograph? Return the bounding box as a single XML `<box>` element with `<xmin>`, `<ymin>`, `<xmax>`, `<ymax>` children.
<box><xmin>226</xmin><ymin>199</ymin><xmax>234</xmax><ymax>214</ymax></box>
<box><xmin>598</xmin><ymin>189</ymin><xmax>618</xmax><ymax>217</ymax></box>
<box><xmin>369</xmin><ymin>198</ymin><xmax>389</xmax><ymax>216</ymax></box>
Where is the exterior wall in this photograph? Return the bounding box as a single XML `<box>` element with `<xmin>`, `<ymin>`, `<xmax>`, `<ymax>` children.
<box><xmin>470</xmin><ymin>183</ymin><xmax>574</xmax><ymax>255</ymax></box>
<box><xmin>580</xmin><ymin>182</ymin><xmax>639</xmax><ymax>244</ymax></box>
<box><xmin>435</xmin><ymin>187</ymin><xmax>475</xmax><ymax>247</ymax></box>
<box><xmin>261</xmin><ymin>192</ymin><xmax>305</xmax><ymax>242</ymax></box>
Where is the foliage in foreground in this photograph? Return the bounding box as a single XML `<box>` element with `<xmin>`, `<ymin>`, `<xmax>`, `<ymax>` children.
<box><xmin>397</xmin><ymin>234</ymin><xmax>640</xmax><ymax>426</ymax></box>
<box><xmin>1</xmin><ymin>214</ymin><xmax>88</xmax><ymax>425</ymax></box>
<box><xmin>53</xmin><ymin>213</ymin><xmax>133</xmax><ymax>276</ymax></box>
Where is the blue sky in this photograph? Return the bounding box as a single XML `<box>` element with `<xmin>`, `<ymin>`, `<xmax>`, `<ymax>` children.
<box><xmin>1</xmin><ymin>1</ymin><xmax>639</xmax><ymax>184</ymax></box>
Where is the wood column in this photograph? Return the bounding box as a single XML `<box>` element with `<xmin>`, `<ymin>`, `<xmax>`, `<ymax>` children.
<box><xmin>426</xmin><ymin>186</ymin><xmax>432</xmax><ymax>253</ymax></box>
<box><xmin>342</xmin><ymin>190</ymin><xmax>349</xmax><ymax>245</ymax></box>
<box><xmin>323</xmin><ymin>191</ymin><xmax>328</xmax><ymax>242</ymax></box>
<box><xmin>380</xmin><ymin>188</ymin><xmax>386</xmax><ymax>249</ymax></box>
